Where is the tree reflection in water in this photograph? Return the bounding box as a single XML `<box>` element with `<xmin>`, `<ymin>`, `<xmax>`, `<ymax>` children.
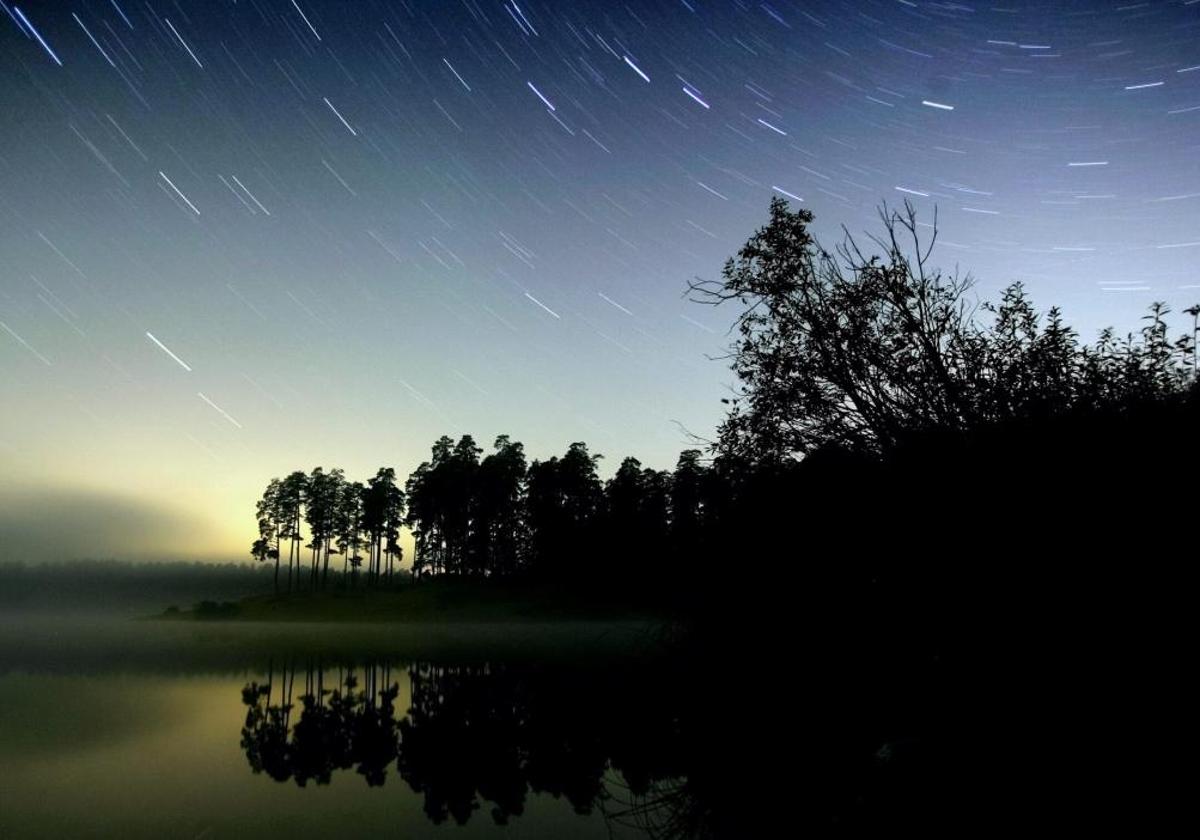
<box><xmin>241</xmin><ymin>659</ymin><xmax>698</xmax><ymax>834</ymax></box>
<box><xmin>241</xmin><ymin>661</ymin><xmax>402</xmax><ymax>788</ymax></box>
<box><xmin>240</xmin><ymin>654</ymin><xmax>948</xmax><ymax>838</ymax></box>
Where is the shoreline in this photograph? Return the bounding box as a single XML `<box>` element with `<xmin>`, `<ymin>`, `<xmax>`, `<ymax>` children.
<box><xmin>153</xmin><ymin>579</ymin><xmax>676</xmax><ymax>625</ymax></box>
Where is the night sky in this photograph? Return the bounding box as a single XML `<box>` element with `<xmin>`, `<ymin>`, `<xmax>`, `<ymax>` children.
<box><xmin>1</xmin><ymin>0</ymin><xmax>1198</xmax><ymax>563</ymax></box>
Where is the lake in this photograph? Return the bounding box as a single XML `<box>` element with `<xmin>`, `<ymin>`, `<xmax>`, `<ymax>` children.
<box><xmin>0</xmin><ymin>613</ymin><xmax>973</xmax><ymax>836</ymax></box>
<box><xmin>0</xmin><ymin>666</ymin><xmax>688</xmax><ymax>837</ymax></box>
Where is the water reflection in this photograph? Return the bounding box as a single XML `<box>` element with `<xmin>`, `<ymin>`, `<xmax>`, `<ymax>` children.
<box><xmin>241</xmin><ymin>662</ymin><xmax>399</xmax><ymax>788</ymax></box>
<box><xmin>240</xmin><ymin>660</ymin><xmax>694</xmax><ymax>835</ymax></box>
<box><xmin>0</xmin><ymin>632</ymin><xmax>958</xmax><ymax>837</ymax></box>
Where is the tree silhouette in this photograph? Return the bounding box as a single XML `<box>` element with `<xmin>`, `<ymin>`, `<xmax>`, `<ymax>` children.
<box><xmin>405</xmin><ymin>437</ymin><xmax>455</xmax><ymax>578</ymax></box>
<box><xmin>526</xmin><ymin>442</ymin><xmax>604</xmax><ymax>582</ymax></box>
<box><xmin>404</xmin><ymin>460</ymin><xmax>436</xmax><ymax>580</ymax></box>
<box><xmin>304</xmin><ymin>467</ymin><xmax>343</xmax><ymax>588</ymax></box>
<box><xmin>406</xmin><ymin>435</ymin><xmax>529</xmax><ymax>580</ymax></box>
<box><xmin>602</xmin><ymin>457</ymin><xmax>672</xmax><ymax>586</ymax></box>
<box><xmin>688</xmin><ymin>197</ymin><xmax>1197</xmax><ymax>461</ymax></box>
<box><xmin>473</xmin><ymin>435</ymin><xmax>528</xmax><ymax>578</ymax></box>
<box><xmin>668</xmin><ymin>451</ymin><xmax>706</xmax><ymax>581</ymax></box>
<box><xmin>443</xmin><ymin>436</ymin><xmax>483</xmax><ymax>576</ymax></box>
<box><xmin>362</xmin><ymin>468</ymin><xmax>404</xmax><ymax>584</ymax></box>
<box><xmin>278</xmin><ymin>471</ymin><xmax>309</xmax><ymax>594</ymax></box>
<box><xmin>250</xmin><ymin>477</ymin><xmax>282</xmax><ymax>592</ymax></box>
<box><xmin>333</xmin><ymin>480</ymin><xmax>366</xmax><ymax>584</ymax></box>
<box><xmin>605</xmin><ymin>457</ymin><xmax>646</xmax><ymax>583</ymax></box>
<box><xmin>248</xmin><ymin>468</ymin><xmax>406</xmax><ymax>591</ymax></box>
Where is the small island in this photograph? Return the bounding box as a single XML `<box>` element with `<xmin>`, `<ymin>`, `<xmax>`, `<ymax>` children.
<box><xmin>161</xmin><ymin>576</ymin><xmax>672</xmax><ymax>624</ymax></box>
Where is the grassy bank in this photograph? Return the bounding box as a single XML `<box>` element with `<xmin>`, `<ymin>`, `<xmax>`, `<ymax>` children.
<box><xmin>0</xmin><ymin>582</ymin><xmax>676</xmax><ymax>675</ymax></box>
<box><xmin>160</xmin><ymin>578</ymin><xmax>671</xmax><ymax>624</ymax></box>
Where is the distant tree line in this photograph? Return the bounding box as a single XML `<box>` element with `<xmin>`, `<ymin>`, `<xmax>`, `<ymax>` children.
<box><xmin>251</xmin><ymin>439</ymin><xmax>721</xmax><ymax>598</ymax></box>
<box><xmin>0</xmin><ymin>559</ymin><xmax>273</xmax><ymax>612</ymax></box>
<box><xmin>251</xmin><ymin>467</ymin><xmax>404</xmax><ymax>592</ymax></box>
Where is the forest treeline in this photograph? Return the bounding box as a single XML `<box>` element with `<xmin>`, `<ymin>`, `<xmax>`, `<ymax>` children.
<box><xmin>252</xmin><ymin>198</ymin><xmax>1198</xmax><ymax>616</ymax></box>
<box><xmin>251</xmin><ymin>441</ymin><xmax>712</xmax><ymax>599</ymax></box>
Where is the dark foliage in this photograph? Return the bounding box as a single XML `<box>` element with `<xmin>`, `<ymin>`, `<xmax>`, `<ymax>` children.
<box><xmin>681</xmin><ymin>200</ymin><xmax>1199</xmax><ymax>831</ymax></box>
<box><xmin>689</xmin><ymin>197</ymin><xmax>1196</xmax><ymax>461</ymax></box>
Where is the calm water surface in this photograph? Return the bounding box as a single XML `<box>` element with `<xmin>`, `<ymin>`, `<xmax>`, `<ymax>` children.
<box><xmin>0</xmin><ymin>619</ymin><xmax>687</xmax><ymax>839</ymax></box>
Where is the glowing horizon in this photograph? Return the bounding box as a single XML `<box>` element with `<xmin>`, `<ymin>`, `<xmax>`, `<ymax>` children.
<box><xmin>2</xmin><ymin>2</ymin><xmax>1198</xmax><ymax>565</ymax></box>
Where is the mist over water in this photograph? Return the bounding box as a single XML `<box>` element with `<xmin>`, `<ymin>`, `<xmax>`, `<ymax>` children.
<box><xmin>0</xmin><ymin>560</ymin><xmax>273</xmax><ymax>617</ymax></box>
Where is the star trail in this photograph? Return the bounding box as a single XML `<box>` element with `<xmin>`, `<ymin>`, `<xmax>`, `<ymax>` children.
<box><xmin>0</xmin><ymin>0</ymin><xmax>1197</xmax><ymax>562</ymax></box>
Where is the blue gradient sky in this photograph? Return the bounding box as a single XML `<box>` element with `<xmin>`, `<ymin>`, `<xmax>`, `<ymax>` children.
<box><xmin>1</xmin><ymin>1</ymin><xmax>1197</xmax><ymax>563</ymax></box>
